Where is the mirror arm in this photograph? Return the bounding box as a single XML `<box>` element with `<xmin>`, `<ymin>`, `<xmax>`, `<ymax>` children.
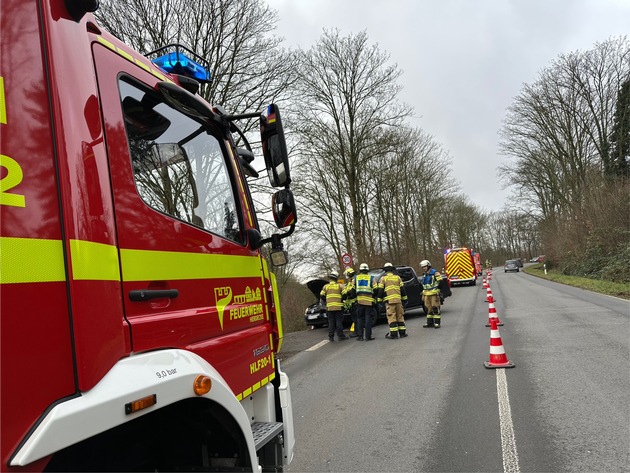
<box><xmin>258</xmin><ymin>224</ymin><xmax>295</xmax><ymax>248</ymax></box>
<box><xmin>223</xmin><ymin>111</ymin><xmax>262</xmax><ymax>121</ymax></box>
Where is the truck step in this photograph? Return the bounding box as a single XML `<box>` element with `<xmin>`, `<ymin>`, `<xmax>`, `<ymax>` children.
<box><xmin>251</xmin><ymin>421</ymin><xmax>283</xmax><ymax>450</ymax></box>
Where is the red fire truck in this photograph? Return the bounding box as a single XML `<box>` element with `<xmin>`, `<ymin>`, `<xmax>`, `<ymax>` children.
<box><xmin>0</xmin><ymin>1</ymin><xmax>297</xmax><ymax>470</ymax></box>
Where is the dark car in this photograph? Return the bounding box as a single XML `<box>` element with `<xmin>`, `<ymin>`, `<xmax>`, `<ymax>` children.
<box><xmin>504</xmin><ymin>260</ymin><xmax>519</xmax><ymax>272</ymax></box>
<box><xmin>515</xmin><ymin>258</ymin><xmax>523</xmax><ymax>268</ymax></box>
<box><xmin>304</xmin><ymin>279</ymin><xmax>352</xmax><ymax>329</ymax></box>
<box><xmin>369</xmin><ymin>265</ymin><xmax>425</xmax><ymax>321</ymax></box>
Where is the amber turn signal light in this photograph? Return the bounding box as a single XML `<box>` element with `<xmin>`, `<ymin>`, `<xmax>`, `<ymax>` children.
<box><xmin>193</xmin><ymin>375</ymin><xmax>212</xmax><ymax>395</ymax></box>
<box><xmin>125</xmin><ymin>394</ymin><xmax>157</xmax><ymax>415</ymax></box>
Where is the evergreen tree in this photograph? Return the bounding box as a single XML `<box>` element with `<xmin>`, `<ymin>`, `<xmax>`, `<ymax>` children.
<box><xmin>610</xmin><ymin>78</ymin><xmax>630</xmax><ymax>178</ymax></box>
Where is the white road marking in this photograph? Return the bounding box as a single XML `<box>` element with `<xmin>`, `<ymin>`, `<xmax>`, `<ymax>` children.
<box><xmin>496</xmin><ymin>368</ymin><xmax>520</xmax><ymax>473</ymax></box>
<box><xmin>306</xmin><ymin>340</ymin><xmax>330</xmax><ymax>351</ymax></box>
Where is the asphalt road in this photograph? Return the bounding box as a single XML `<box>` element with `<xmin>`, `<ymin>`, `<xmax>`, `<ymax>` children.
<box><xmin>278</xmin><ymin>269</ymin><xmax>630</xmax><ymax>472</ymax></box>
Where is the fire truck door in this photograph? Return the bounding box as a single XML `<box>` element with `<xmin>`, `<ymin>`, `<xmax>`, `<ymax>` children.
<box><xmin>93</xmin><ymin>45</ymin><xmax>261</xmax><ymax>353</ymax></box>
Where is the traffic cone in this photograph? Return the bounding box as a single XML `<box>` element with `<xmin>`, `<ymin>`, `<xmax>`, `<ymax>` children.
<box><xmin>482</xmin><ymin>278</ymin><xmax>488</xmax><ymax>288</ymax></box>
<box><xmin>484</xmin><ymin>318</ymin><xmax>514</xmax><ymax>369</ymax></box>
<box><xmin>487</xmin><ymin>271</ymin><xmax>492</xmax><ymax>281</ymax></box>
<box><xmin>349</xmin><ymin>322</ymin><xmax>357</xmax><ymax>337</ymax></box>
<box><xmin>485</xmin><ymin>287</ymin><xmax>494</xmax><ymax>302</ymax></box>
<box><xmin>485</xmin><ymin>298</ymin><xmax>503</xmax><ymax>326</ymax></box>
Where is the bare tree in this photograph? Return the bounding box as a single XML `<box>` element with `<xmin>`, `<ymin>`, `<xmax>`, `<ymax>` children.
<box><xmin>291</xmin><ymin>29</ymin><xmax>411</xmax><ymax>266</ymax></box>
<box><xmin>96</xmin><ymin>0</ymin><xmax>298</xmax><ymax>130</ymax></box>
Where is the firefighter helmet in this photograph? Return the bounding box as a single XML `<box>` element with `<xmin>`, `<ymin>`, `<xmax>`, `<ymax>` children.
<box><xmin>420</xmin><ymin>259</ymin><xmax>431</xmax><ymax>268</ymax></box>
<box><xmin>344</xmin><ymin>267</ymin><xmax>355</xmax><ymax>277</ymax></box>
<box><xmin>359</xmin><ymin>263</ymin><xmax>369</xmax><ymax>271</ymax></box>
<box><xmin>329</xmin><ymin>270</ymin><xmax>339</xmax><ymax>280</ymax></box>
<box><xmin>383</xmin><ymin>262</ymin><xmax>394</xmax><ymax>270</ymax></box>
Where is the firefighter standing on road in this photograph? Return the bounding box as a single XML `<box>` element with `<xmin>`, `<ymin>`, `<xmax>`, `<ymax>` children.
<box><xmin>320</xmin><ymin>271</ymin><xmax>349</xmax><ymax>342</ymax></box>
<box><xmin>420</xmin><ymin>260</ymin><xmax>443</xmax><ymax>328</ymax></box>
<box><xmin>355</xmin><ymin>263</ymin><xmax>377</xmax><ymax>341</ymax></box>
<box><xmin>342</xmin><ymin>267</ymin><xmax>358</xmax><ymax>337</ymax></box>
<box><xmin>378</xmin><ymin>263</ymin><xmax>408</xmax><ymax>339</ymax></box>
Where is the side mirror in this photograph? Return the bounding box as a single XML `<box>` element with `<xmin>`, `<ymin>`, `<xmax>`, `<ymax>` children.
<box><xmin>272</xmin><ymin>189</ymin><xmax>297</xmax><ymax>229</ymax></box>
<box><xmin>260</xmin><ymin>104</ymin><xmax>291</xmax><ymax>187</ymax></box>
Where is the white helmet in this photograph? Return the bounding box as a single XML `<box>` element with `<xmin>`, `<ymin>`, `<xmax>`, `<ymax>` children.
<box><xmin>329</xmin><ymin>270</ymin><xmax>339</xmax><ymax>279</ymax></box>
<box><xmin>383</xmin><ymin>262</ymin><xmax>394</xmax><ymax>270</ymax></box>
<box><xmin>359</xmin><ymin>263</ymin><xmax>369</xmax><ymax>271</ymax></box>
<box><xmin>420</xmin><ymin>259</ymin><xmax>431</xmax><ymax>268</ymax></box>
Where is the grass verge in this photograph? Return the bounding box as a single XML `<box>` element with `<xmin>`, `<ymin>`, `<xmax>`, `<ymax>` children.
<box><xmin>524</xmin><ymin>265</ymin><xmax>630</xmax><ymax>300</ymax></box>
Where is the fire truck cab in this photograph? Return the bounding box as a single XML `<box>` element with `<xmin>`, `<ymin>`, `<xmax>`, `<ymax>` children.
<box><xmin>1</xmin><ymin>0</ymin><xmax>296</xmax><ymax>471</ymax></box>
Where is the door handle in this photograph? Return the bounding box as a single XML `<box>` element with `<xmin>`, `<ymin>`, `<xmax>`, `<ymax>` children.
<box><xmin>129</xmin><ymin>289</ymin><xmax>179</xmax><ymax>301</ymax></box>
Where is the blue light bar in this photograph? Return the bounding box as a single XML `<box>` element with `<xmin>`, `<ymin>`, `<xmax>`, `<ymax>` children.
<box><xmin>152</xmin><ymin>52</ymin><xmax>210</xmax><ymax>82</ymax></box>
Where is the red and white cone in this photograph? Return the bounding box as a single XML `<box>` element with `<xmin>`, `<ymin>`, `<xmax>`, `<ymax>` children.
<box><xmin>484</xmin><ymin>318</ymin><xmax>514</xmax><ymax>369</ymax></box>
<box><xmin>482</xmin><ymin>278</ymin><xmax>488</xmax><ymax>288</ymax></box>
<box><xmin>485</xmin><ymin>287</ymin><xmax>494</xmax><ymax>302</ymax></box>
<box><xmin>485</xmin><ymin>298</ymin><xmax>503</xmax><ymax>326</ymax></box>
<box><xmin>487</xmin><ymin>271</ymin><xmax>492</xmax><ymax>281</ymax></box>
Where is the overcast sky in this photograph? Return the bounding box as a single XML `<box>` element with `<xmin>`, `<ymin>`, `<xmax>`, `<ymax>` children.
<box><xmin>265</xmin><ymin>0</ymin><xmax>630</xmax><ymax>212</ymax></box>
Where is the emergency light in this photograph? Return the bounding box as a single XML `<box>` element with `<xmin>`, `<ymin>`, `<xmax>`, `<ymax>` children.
<box><xmin>151</xmin><ymin>47</ymin><xmax>211</xmax><ymax>83</ymax></box>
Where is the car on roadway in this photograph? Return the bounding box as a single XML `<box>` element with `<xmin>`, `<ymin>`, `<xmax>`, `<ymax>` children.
<box><xmin>504</xmin><ymin>260</ymin><xmax>520</xmax><ymax>272</ymax></box>
<box><xmin>304</xmin><ymin>279</ymin><xmax>352</xmax><ymax>329</ymax></box>
<box><xmin>369</xmin><ymin>265</ymin><xmax>426</xmax><ymax>321</ymax></box>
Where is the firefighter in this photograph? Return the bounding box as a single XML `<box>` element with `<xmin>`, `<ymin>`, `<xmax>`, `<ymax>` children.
<box><xmin>320</xmin><ymin>270</ymin><xmax>348</xmax><ymax>341</ymax></box>
<box><xmin>355</xmin><ymin>263</ymin><xmax>377</xmax><ymax>341</ymax></box>
<box><xmin>342</xmin><ymin>267</ymin><xmax>358</xmax><ymax>337</ymax></box>
<box><xmin>420</xmin><ymin>260</ymin><xmax>443</xmax><ymax>328</ymax></box>
<box><xmin>378</xmin><ymin>263</ymin><xmax>408</xmax><ymax>339</ymax></box>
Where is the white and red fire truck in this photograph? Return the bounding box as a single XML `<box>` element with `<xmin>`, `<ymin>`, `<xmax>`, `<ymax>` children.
<box><xmin>0</xmin><ymin>0</ymin><xmax>297</xmax><ymax>470</ymax></box>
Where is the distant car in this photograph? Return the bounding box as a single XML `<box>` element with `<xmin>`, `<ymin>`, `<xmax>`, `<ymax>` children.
<box><xmin>529</xmin><ymin>257</ymin><xmax>539</xmax><ymax>263</ymax></box>
<box><xmin>304</xmin><ymin>279</ymin><xmax>352</xmax><ymax>329</ymax></box>
<box><xmin>504</xmin><ymin>260</ymin><xmax>519</xmax><ymax>272</ymax></box>
<box><xmin>529</xmin><ymin>255</ymin><xmax>546</xmax><ymax>263</ymax></box>
<box><xmin>515</xmin><ymin>258</ymin><xmax>523</xmax><ymax>268</ymax></box>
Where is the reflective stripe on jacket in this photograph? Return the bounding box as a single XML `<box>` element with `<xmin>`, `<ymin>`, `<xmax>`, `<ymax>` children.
<box><xmin>321</xmin><ymin>281</ymin><xmax>343</xmax><ymax>311</ymax></box>
<box><xmin>355</xmin><ymin>273</ymin><xmax>376</xmax><ymax>305</ymax></box>
<box><xmin>377</xmin><ymin>272</ymin><xmax>408</xmax><ymax>304</ymax></box>
<box><xmin>421</xmin><ymin>268</ymin><xmax>442</xmax><ymax>296</ymax></box>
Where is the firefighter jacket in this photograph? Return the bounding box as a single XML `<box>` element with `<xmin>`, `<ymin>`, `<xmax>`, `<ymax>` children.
<box><xmin>354</xmin><ymin>273</ymin><xmax>376</xmax><ymax>306</ymax></box>
<box><xmin>421</xmin><ymin>268</ymin><xmax>442</xmax><ymax>296</ymax></box>
<box><xmin>341</xmin><ymin>279</ymin><xmax>357</xmax><ymax>310</ymax></box>
<box><xmin>320</xmin><ymin>280</ymin><xmax>343</xmax><ymax>311</ymax></box>
<box><xmin>377</xmin><ymin>271</ymin><xmax>408</xmax><ymax>304</ymax></box>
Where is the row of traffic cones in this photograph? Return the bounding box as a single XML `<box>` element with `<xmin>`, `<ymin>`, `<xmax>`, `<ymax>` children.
<box><xmin>482</xmin><ymin>270</ymin><xmax>514</xmax><ymax>369</ymax></box>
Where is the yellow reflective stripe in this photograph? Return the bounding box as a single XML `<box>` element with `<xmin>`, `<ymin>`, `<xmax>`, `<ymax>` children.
<box><xmin>0</xmin><ymin>76</ymin><xmax>6</xmax><ymax>124</ymax></box>
<box><xmin>0</xmin><ymin>237</ymin><xmax>66</xmax><ymax>283</ymax></box>
<box><xmin>96</xmin><ymin>36</ymin><xmax>116</xmax><ymax>51</ymax></box>
<box><xmin>70</xmin><ymin>239</ymin><xmax>121</xmax><ymax>281</ymax></box>
<box><xmin>270</xmin><ymin>272</ymin><xmax>284</xmax><ymax>350</ymax></box>
<box><xmin>235</xmin><ymin>372</ymin><xmax>274</xmax><ymax>401</ymax></box>
<box><xmin>120</xmin><ymin>249</ymin><xmax>262</xmax><ymax>281</ymax></box>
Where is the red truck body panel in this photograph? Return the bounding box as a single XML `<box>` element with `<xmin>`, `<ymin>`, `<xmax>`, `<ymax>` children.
<box><xmin>1</xmin><ymin>1</ymin><xmax>287</xmax><ymax>469</ymax></box>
